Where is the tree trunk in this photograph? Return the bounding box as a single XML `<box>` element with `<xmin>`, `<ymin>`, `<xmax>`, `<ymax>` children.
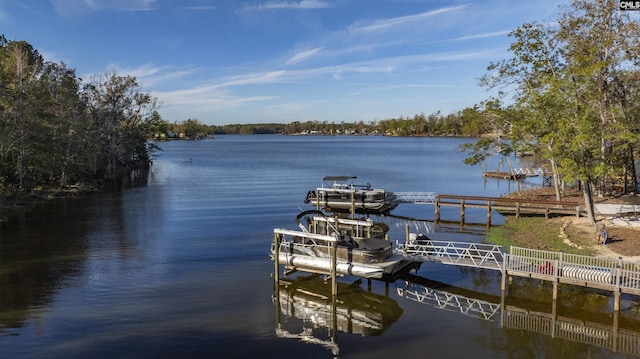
<box><xmin>549</xmin><ymin>158</ymin><xmax>562</xmax><ymax>201</ymax></box>
<box><xmin>629</xmin><ymin>144</ymin><xmax>638</xmax><ymax>195</ymax></box>
<box><xmin>581</xmin><ymin>178</ymin><xmax>596</xmax><ymax>225</ymax></box>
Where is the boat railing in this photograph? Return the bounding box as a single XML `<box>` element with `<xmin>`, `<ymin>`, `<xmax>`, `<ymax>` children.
<box><xmin>272</xmin><ymin>229</ymin><xmax>338</xmax><ymax>259</ymax></box>
<box><xmin>274</xmin><ymin>228</ymin><xmax>338</xmax><ymax>244</ymax></box>
<box><xmin>312</xmin><ymin>216</ymin><xmax>374</xmax><ymax>227</ymax></box>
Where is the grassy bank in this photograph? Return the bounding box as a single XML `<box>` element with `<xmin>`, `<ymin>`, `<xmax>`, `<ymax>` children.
<box><xmin>486</xmin><ymin>216</ymin><xmax>594</xmax><ymax>256</ymax></box>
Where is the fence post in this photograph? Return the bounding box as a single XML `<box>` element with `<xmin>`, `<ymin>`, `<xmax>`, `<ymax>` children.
<box><xmin>614</xmin><ymin>256</ymin><xmax>622</xmax><ymax>312</ymax></box>
<box><xmin>331</xmin><ymin>238</ymin><xmax>338</xmax><ymax>299</ymax></box>
<box><xmin>273</xmin><ymin>232</ymin><xmax>280</xmax><ymax>283</ymax></box>
<box><xmin>552</xmin><ymin>257</ymin><xmax>559</xmax><ymax>301</ymax></box>
<box><xmin>501</xmin><ymin>253</ymin><xmax>508</xmax><ymax>293</ymax></box>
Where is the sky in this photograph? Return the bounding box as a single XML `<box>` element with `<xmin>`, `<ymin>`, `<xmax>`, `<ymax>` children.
<box><xmin>0</xmin><ymin>0</ymin><xmax>570</xmax><ymax>126</ymax></box>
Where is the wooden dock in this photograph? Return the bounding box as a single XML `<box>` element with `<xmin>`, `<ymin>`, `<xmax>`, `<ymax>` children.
<box><xmin>434</xmin><ymin>194</ymin><xmax>582</xmax><ymax>224</ymax></box>
<box><xmin>483</xmin><ymin>171</ymin><xmax>530</xmax><ymax>180</ymax></box>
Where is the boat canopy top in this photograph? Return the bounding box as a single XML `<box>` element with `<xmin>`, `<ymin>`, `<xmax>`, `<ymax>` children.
<box><xmin>322</xmin><ymin>176</ymin><xmax>356</xmax><ymax>182</ymax></box>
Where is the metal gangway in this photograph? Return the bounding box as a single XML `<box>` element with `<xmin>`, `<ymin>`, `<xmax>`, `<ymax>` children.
<box><xmin>512</xmin><ymin>167</ymin><xmax>545</xmax><ymax>176</ymax></box>
<box><xmin>394</xmin><ymin>192</ymin><xmax>437</xmax><ymax>204</ymax></box>
<box><xmin>397</xmin><ymin>281</ymin><xmax>501</xmax><ymax>321</ymax></box>
<box><xmin>396</xmin><ymin>239</ymin><xmax>505</xmax><ymax>271</ymax></box>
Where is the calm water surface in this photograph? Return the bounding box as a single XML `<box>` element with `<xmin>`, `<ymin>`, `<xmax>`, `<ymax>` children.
<box><xmin>1</xmin><ymin>135</ymin><xmax>638</xmax><ymax>358</ymax></box>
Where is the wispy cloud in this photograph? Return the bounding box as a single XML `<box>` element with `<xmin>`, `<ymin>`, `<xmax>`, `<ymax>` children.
<box><xmin>153</xmin><ymin>85</ymin><xmax>277</xmax><ymax>114</ymax></box>
<box><xmin>347</xmin><ymin>5</ymin><xmax>466</xmax><ymax>34</ymax></box>
<box><xmin>446</xmin><ymin>30</ymin><xmax>511</xmax><ymax>42</ymax></box>
<box><xmin>286</xmin><ymin>47</ymin><xmax>323</xmax><ymax>65</ymax></box>
<box><xmin>182</xmin><ymin>6</ymin><xmax>216</xmax><ymax>11</ymax></box>
<box><xmin>51</xmin><ymin>0</ymin><xmax>157</xmax><ymax>16</ymax></box>
<box><xmin>239</xmin><ymin>0</ymin><xmax>331</xmax><ymax>11</ymax></box>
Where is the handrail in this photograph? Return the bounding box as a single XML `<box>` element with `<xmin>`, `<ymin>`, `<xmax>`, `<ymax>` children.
<box><xmin>274</xmin><ymin>228</ymin><xmax>338</xmax><ymax>243</ymax></box>
<box><xmin>506</xmin><ymin>246</ymin><xmax>640</xmax><ymax>293</ymax></box>
<box><xmin>397</xmin><ymin>240</ymin><xmax>504</xmax><ymax>270</ymax></box>
<box><xmin>394</xmin><ymin>192</ymin><xmax>437</xmax><ymax>204</ymax></box>
<box><xmin>436</xmin><ymin>194</ymin><xmax>579</xmax><ymax>207</ymax></box>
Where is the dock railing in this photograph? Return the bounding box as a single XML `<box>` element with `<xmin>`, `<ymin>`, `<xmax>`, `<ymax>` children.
<box><xmin>505</xmin><ymin>246</ymin><xmax>640</xmax><ymax>296</ymax></box>
<box><xmin>433</xmin><ymin>194</ymin><xmax>582</xmax><ymax>223</ymax></box>
<box><xmin>394</xmin><ymin>192</ymin><xmax>437</xmax><ymax>204</ymax></box>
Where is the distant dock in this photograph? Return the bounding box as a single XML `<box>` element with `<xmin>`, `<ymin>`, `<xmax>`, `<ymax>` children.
<box><xmin>483</xmin><ymin>167</ymin><xmax>548</xmax><ymax>182</ymax></box>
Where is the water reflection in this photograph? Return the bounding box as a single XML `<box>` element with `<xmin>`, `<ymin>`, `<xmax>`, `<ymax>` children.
<box><xmin>274</xmin><ymin>272</ymin><xmax>640</xmax><ymax>358</ymax></box>
<box><xmin>273</xmin><ymin>275</ymin><xmax>403</xmax><ymax>356</ymax></box>
<box><xmin>0</xmin><ymin>198</ymin><xmax>94</xmax><ymax>332</ymax></box>
<box><xmin>397</xmin><ymin>277</ymin><xmax>501</xmax><ymax>321</ymax></box>
<box><xmin>0</xmin><ymin>191</ymin><xmax>149</xmax><ymax>336</ymax></box>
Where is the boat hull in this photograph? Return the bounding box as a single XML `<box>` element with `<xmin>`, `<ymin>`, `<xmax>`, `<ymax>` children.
<box><xmin>306</xmin><ymin>188</ymin><xmax>399</xmax><ymax>213</ymax></box>
<box><xmin>278</xmin><ymin>252</ymin><xmax>406</xmax><ymax>279</ymax></box>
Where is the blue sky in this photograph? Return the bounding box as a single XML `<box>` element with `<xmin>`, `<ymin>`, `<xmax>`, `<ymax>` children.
<box><xmin>0</xmin><ymin>0</ymin><xmax>568</xmax><ymax>125</ymax></box>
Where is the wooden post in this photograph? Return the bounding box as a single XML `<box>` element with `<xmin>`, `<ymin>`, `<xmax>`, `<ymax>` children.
<box><xmin>614</xmin><ymin>256</ymin><xmax>622</xmax><ymax>312</ymax></box>
<box><xmin>501</xmin><ymin>254</ymin><xmax>507</xmax><ymax>293</ymax></box>
<box><xmin>350</xmin><ymin>188</ymin><xmax>355</xmax><ymax>220</ymax></box>
<box><xmin>273</xmin><ymin>232</ymin><xmax>280</xmax><ymax>283</ymax></box>
<box><xmin>552</xmin><ymin>258</ymin><xmax>559</xmax><ymax>301</ymax></box>
<box><xmin>405</xmin><ymin>223</ymin><xmax>410</xmax><ymax>243</ymax></box>
<box><xmin>486</xmin><ymin>200</ymin><xmax>492</xmax><ymax>226</ymax></box>
<box><xmin>551</xmin><ymin>294</ymin><xmax>557</xmax><ymax>338</ymax></box>
<box><xmin>460</xmin><ymin>199</ymin><xmax>465</xmax><ymax>224</ymax></box>
<box><xmin>435</xmin><ymin>198</ymin><xmax>440</xmax><ymax>222</ymax></box>
<box><xmin>613</xmin><ymin>309</ymin><xmax>619</xmax><ymax>353</ymax></box>
<box><xmin>331</xmin><ymin>239</ymin><xmax>338</xmax><ymax>299</ymax></box>
<box><xmin>515</xmin><ymin>203</ymin><xmax>520</xmax><ymax>218</ymax></box>
<box><xmin>499</xmin><ymin>286</ymin><xmax>506</xmax><ymax>328</ymax></box>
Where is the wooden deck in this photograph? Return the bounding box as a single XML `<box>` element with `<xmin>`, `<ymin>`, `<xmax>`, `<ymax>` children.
<box><xmin>434</xmin><ymin>194</ymin><xmax>582</xmax><ymax>223</ymax></box>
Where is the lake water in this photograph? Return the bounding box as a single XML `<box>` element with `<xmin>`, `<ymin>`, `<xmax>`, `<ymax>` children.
<box><xmin>1</xmin><ymin>135</ymin><xmax>638</xmax><ymax>358</ymax></box>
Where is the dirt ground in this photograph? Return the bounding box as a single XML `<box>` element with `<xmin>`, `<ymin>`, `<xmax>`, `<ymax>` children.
<box><xmin>509</xmin><ymin>187</ymin><xmax>640</xmax><ymax>261</ymax></box>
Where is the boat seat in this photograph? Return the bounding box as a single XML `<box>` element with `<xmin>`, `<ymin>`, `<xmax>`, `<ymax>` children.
<box><xmin>339</xmin><ymin>235</ymin><xmax>358</xmax><ymax>248</ymax></box>
<box><xmin>358</xmin><ymin>238</ymin><xmax>390</xmax><ymax>251</ymax></box>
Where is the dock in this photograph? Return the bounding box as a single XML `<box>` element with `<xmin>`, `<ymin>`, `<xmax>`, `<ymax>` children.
<box><xmin>273</xmin><ymin>225</ymin><xmax>640</xmax><ymax>313</ymax></box>
<box><xmin>434</xmin><ymin>194</ymin><xmax>581</xmax><ymax>224</ymax></box>
<box><xmin>395</xmin><ymin>192</ymin><xmax>582</xmax><ymax>224</ymax></box>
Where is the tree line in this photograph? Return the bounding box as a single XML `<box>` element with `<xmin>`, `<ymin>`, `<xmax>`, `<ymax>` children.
<box><xmin>163</xmin><ymin>108</ymin><xmax>487</xmax><ymax>138</ymax></box>
<box><xmin>0</xmin><ymin>35</ymin><xmax>162</xmax><ymax>199</ymax></box>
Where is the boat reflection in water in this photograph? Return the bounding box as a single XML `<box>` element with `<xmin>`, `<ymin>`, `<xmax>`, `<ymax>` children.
<box><xmin>273</xmin><ymin>274</ymin><xmax>403</xmax><ymax>356</ymax></box>
<box><xmin>274</xmin><ymin>272</ymin><xmax>640</xmax><ymax>357</ymax></box>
